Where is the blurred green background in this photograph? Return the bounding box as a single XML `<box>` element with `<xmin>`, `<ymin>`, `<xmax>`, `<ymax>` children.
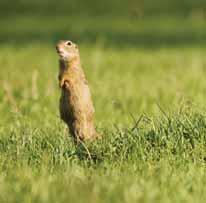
<box><xmin>1</xmin><ymin>0</ymin><xmax>206</xmax><ymax>46</ymax></box>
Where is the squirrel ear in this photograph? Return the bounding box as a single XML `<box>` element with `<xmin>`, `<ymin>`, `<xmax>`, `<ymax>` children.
<box><xmin>75</xmin><ymin>45</ymin><xmax>78</xmax><ymax>49</ymax></box>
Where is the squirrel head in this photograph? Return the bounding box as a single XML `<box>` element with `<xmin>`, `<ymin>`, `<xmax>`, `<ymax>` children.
<box><xmin>56</xmin><ymin>40</ymin><xmax>79</xmax><ymax>62</ymax></box>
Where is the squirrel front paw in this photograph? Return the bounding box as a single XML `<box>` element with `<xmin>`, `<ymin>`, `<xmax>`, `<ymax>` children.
<box><xmin>59</xmin><ymin>79</ymin><xmax>70</xmax><ymax>88</ymax></box>
<box><xmin>59</xmin><ymin>79</ymin><xmax>65</xmax><ymax>88</ymax></box>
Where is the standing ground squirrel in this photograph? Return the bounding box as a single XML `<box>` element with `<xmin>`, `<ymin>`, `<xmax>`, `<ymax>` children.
<box><xmin>56</xmin><ymin>40</ymin><xmax>100</xmax><ymax>143</ymax></box>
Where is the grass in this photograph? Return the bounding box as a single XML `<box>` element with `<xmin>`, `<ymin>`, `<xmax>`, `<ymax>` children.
<box><xmin>1</xmin><ymin>8</ymin><xmax>206</xmax><ymax>203</ymax></box>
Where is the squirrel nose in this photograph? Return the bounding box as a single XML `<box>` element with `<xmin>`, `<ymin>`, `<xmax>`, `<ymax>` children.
<box><xmin>56</xmin><ymin>45</ymin><xmax>64</xmax><ymax>53</ymax></box>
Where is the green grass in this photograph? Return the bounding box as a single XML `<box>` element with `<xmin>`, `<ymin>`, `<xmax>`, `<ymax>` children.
<box><xmin>1</xmin><ymin>8</ymin><xmax>206</xmax><ymax>203</ymax></box>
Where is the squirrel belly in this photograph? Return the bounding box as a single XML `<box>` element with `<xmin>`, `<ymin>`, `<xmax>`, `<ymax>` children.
<box><xmin>59</xmin><ymin>77</ymin><xmax>99</xmax><ymax>141</ymax></box>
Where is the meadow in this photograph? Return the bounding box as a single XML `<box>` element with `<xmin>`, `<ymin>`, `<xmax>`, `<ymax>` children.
<box><xmin>1</xmin><ymin>1</ymin><xmax>206</xmax><ymax>202</ymax></box>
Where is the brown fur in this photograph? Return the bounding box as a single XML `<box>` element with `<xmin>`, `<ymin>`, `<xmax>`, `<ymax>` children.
<box><xmin>56</xmin><ymin>40</ymin><xmax>100</xmax><ymax>143</ymax></box>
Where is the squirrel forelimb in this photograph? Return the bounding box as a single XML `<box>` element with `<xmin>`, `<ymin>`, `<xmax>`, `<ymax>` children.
<box><xmin>59</xmin><ymin>77</ymin><xmax>70</xmax><ymax>89</ymax></box>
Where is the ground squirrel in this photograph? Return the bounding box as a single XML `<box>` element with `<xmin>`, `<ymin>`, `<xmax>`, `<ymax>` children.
<box><xmin>56</xmin><ymin>40</ymin><xmax>100</xmax><ymax>143</ymax></box>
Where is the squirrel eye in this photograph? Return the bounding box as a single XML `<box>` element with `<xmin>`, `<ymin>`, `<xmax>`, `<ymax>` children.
<box><xmin>66</xmin><ymin>41</ymin><xmax>72</xmax><ymax>46</ymax></box>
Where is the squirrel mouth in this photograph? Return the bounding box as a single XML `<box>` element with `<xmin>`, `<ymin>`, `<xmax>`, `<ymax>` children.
<box><xmin>56</xmin><ymin>47</ymin><xmax>70</xmax><ymax>59</ymax></box>
<box><xmin>57</xmin><ymin>50</ymin><xmax>65</xmax><ymax>57</ymax></box>
<box><xmin>57</xmin><ymin>50</ymin><xmax>70</xmax><ymax>60</ymax></box>
<box><xmin>56</xmin><ymin>47</ymin><xmax>64</xmax><ymax>56</ymax></box>
<box><xmin>56</xmin><ymin>49</ymin><xmax>63</xmax><ymax>55</ymax></box>
<box><xmin>58</xmin><ymin>51</ymin><xmax>64</xmax><ymax>56</ymax></box>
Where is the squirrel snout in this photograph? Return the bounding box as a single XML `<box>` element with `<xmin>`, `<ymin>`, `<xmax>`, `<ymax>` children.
<box><xmin>56</xmin><ymin>46</ymin><xmax>64</xmax><ymax>54</ymax></box>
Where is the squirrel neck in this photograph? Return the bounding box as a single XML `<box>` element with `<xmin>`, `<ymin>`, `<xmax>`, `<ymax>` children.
<box><xmin>60</xmin><ymin>57</ymin><xmax>81</xmax><ymax>71</ymax></box>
